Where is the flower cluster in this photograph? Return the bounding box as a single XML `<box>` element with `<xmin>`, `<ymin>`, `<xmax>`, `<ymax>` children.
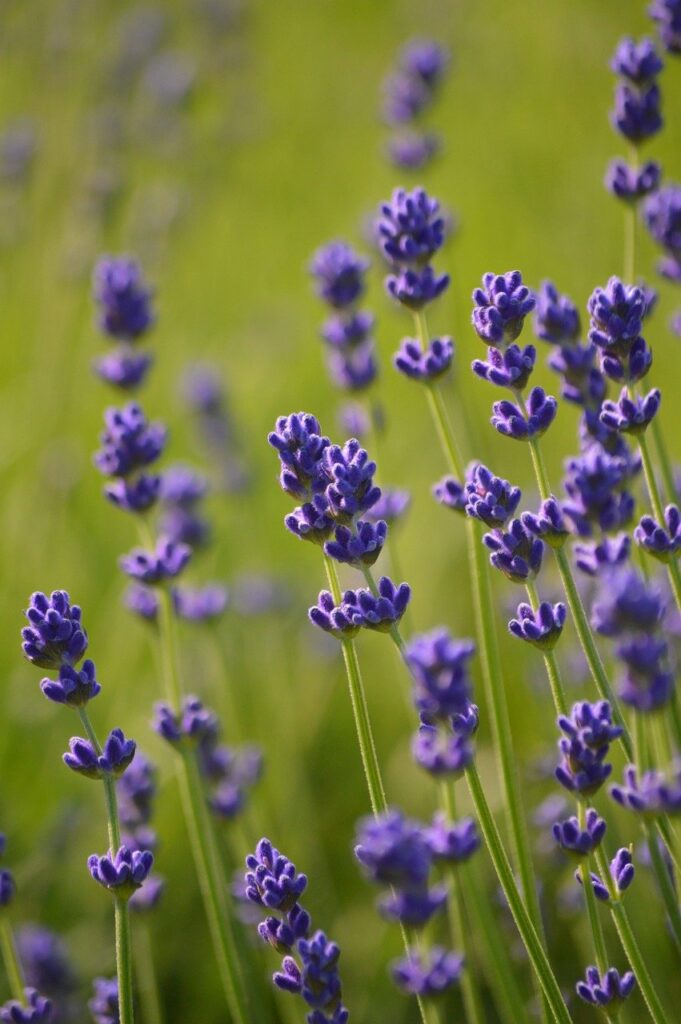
<box><xmin>245</xmin><ymin>839</ymin><xmax>348</xmax><ymax>1024</ymax></box>
<box><xmin>587</xmin><ymin>277</ymin><xmax>652</xmax><ymax>385</ymax></box>
<box><xmin>94</xmin><ymin>402</ymin><xmax>166</xmax><ymax>514</ymax></box>
<box><xmin>158</xmin><ymin>463</ymin><xmax>210</xmax><ymax>548</ymax></box>
<box><xmin>610</xmin><ymin>35</ymin><xmax>663</xmax><ymax>146</ymax></box>
<box><xmin>555</xmin><ymin>701</ymin><xmax>623</xmax><ymax>795</ymax></box>
<box><xmin>117</xmin><ymin>753</ymin><xmax>165</xmax><ymax>912</ymax></box>
<box><xmin>310</xmin><ymin>241</ymin><xmax>377</xmax><ymax>393</ymax></box>
<box><xmin>644</xmin><ymin>183</ymin><xmax>681</xmax><ymax>281</ymax></box>
<box><xmin>381</xmin><ymin>38</ymin><xmax>448</xmax><ymax>170</ymax></box>
<box><xmin>649</xmin><ymin>0</ymin><xmax>681</xmax><ymax>55</ymax></box>
<box><xmin>92</xmin><ymin>256</ymin><xmax>155</xmax><ymax>390</ymax></box>
<box><xmin>378</xmin><ymin>187</ymin><xmax>449</xmax><ymax>310</ymax></box>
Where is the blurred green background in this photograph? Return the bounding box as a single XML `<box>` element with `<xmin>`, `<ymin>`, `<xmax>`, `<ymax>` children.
<box><xmin>0</xmin><ymin>0</ymin><xmax>680</xmax><ymax>1021</ymax></box>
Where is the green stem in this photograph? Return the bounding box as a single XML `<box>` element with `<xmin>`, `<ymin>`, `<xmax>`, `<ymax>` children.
<box><xmin>650</xmin><ymin>417</ymin><xmax>677</xmax><ymax>504</ymax></box>
<box><xmin>135</xmin><ymin>919</ymin><xmax>164</xmax><ymax>1024</ymax></box>
<box><xmin>610</xmin><ymin>901</ymin><xmax>670</xmax><ymax>1024</ymax></box>
<box><xmin>115</xmin><ymin>898</ymin><xmax>135</xmax><ymax>1024</ymax></box>
<box><xmin>465</xmin><ymin>765</ymin><xmax>573</xmax><ymax>1024</ymax></box>
<box><xmin>525</xmin><ymin>578</ymin><xmax>568</xmax><ymax>716</ymax></box>
<box><xmin>439</xmin><ymin>783</ymin><xmax>485</xmax><ymax>1024</ymax></box>
<box><xmin>577</xmin><ymin>804</ymin><xmax>609</xmax><ymax>973</ymax></box>
<box><xmin>78</xmin><ymin>708</ymin><xmax>121</xmax><ymax>851</ymax></box>
<box><xmin>0</xmin><ymin>918</ymin><xmax>25</xmax><ymax>1003</ymax></box>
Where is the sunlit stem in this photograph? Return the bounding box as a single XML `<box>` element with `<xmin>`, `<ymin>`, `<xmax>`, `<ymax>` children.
<box><xmin>0</xmin><ymin>918</ymin><xmax>25</xmax><ymax>1004</ymax></box>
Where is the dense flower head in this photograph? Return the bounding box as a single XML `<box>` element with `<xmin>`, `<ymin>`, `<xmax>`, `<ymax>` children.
<box><xmin>258</xmin><ymin>903</ymin><xmax>311</xmax><ymax>954</ymax></box>
<box><xmin>491</xmin><ymin>386</ymin><xmax>557</xmax><ymax>441</ymax></box>
<box><xmin>63</xmin><ymin>728</ymin><xmax>136</xmax><ymax>780</ymax></box>
<box><xmin>268</xmin><ymin>413</ymin><xmax>330</xmax><ymax>500</ymax></box>
<box><xmin>173</xmin><ymin>583</ymin><xmax>229</xmax><ymax>622</ymax></box>
<box><xmin>276</xmin><ymin>930</ymin><xmax>346</xmax><ymax>1017</ymax></box>
<box><xmin>152</xmin><ymin>696</ymin><xmax>219</xmax><ymax>746</ymax></box>
<box><xmin>412</xmin><ymin>724</ymin><xmax>474</xmax><ymax>777</ymax></box>
<box><xmin>377</xmin><ymin>187</ymin><xmax>446</xmax><ymax>266</ymax></box>
<box><xmin>649</xmin><ymin>0</ymin><xmax>681</xmax><ymax>52</ymax></box>
<box><xmin>124</xmin><ymin>583</ymin><xmax>159</xmax><ymax>621</ymax></box>
<box><xmin>600</xmin><ymin>387</ymin><xmax>660</xmax><ymax>435</ymax></box>
<box><xmin>521</xmin><ymin>496</ymin><xmax>569</xmax><ymax>547</ymax></box>
<box><xmin>93</xmin><ymin>256</ymin><xmax>154</xmax><ymax>341</ymax></box>
<box><xmin>552</xmin><ymin>809</ymin><xmax>606</xmax><ymax>857</ymax></box>
<box><xmin>509</xmin><ymin>601</ymin><xmax>566</xmax><ymax>650</ymax></box>
<box><xmin>324</xmin><ymin>520</ymin><xmax>388</xmax><ymax>567</ymax></box>
<box><xmin>405</xmin><ymin>629</ymin><xmax>475</xmax><ymax>721</ymax></box>
<box><xmin>388</xmin><ymin>131</ymin><xmax>439</xmax><ymax>170</ymax></box>
<box><xmin>592</xmin><ymin>568</ymin><xmax>665</xmax><ymax>635</ymax></box>
<box><xmin>432</xmin><ymin>474</ymin><xmax>467</xmax><ymax>513</ymax></box>
<box><xmin>245</xmin><ymin>839</ymin><xmax>307</xmax><ymax>913</ymax></box>
<box><xmin>611</xmin><ymin>763</ymin><xmax>681</xmax><ymax>815</ymax></box>
<box><xmin>574</xmin><ymin>533</ymin><xmax>631</xmax><ymax>575</ymax></box>
<box><xmin>355</xmin><ymin>810</ymin><xmax>431</xmax><ymax>888</ymax></box>
<box><xmin>88</xmin><ymin>846</ymin><xmax>154</xmax><ymax>899</ymax></box>
<box><xmin>22</xmin><ymin>591</ymin><xmax>88</xmax><ymax>670</ymax></box>
<box><xmin>119</xmin><ymin>537</ymin><xmax>191</xmax><ymax>584</ymax></box>
<box><xmin>555</xmin><ymin>701</ymin><xmax>622</xmax><ymax>795</ymax></box>
<box><xmin>464</xmin><ymin>464</ymin><xmax>521</xmax><ymax>528</ymax></box>
<box><xmin>382</xmin><ymin>69</ymin><xmax>431</xmax><ymax>125</ymax></box>
<box><xmin>533</xmin><ymin>280</ymin><xmax>581</xmax><ymax>345</ymax></box>
<box><xmin>472</xmin><ymin>343</ymin><xmax>536</xmax><ymax>390</ymax></box>
<box><xmin>285</xmin><ymin>496</ymin><xmax>335</xmax><ymax>544</ymax></box>
<box><xmin>611</xmin><ymin>36</ymin><xmax>664</xmax><ymax>82</ymax></box>
<box><xmin>635</xmin><ymin>504</ymin><xmax>681</xmax><ymax>561</ymax></box>
<box><xmin>94</xmin><ymin>350</ymin><xmax>153</xmax><ymax>390</ymax></box>
<box><xmin>40</xmin><ymin>659</ymin><xmax>100</xmax><ymax>707</ymax></box>
<box><xmin>605</xmin><ymin>158</ymin><xmax>662</xmax><ymax>202</ymax></box>
<box><xmin>400</xmin><ymin>38</ymin><xmax>449</xmax><ymax>87</ymax></box>
<box><xmin>327</xmin><ymin>342</ymin><xmax>378</xmax><ymax>392</ymax></box>
<box><xmin>424</xmin><ymin>812</ymin><xmax>479</xmax><ymax>863</ymax></box>
<box><xmin>611</xmin><ymin>81</ymin><xmax>662</xmax><ymax>142</ymax></box>
<box><xmin>0</xmin><ymin>990</ymin><xmax>52</xmax><ymax>1023</ymax></box>
<box><xmin>323</xmin><ymin>439</ymin><xmax>380</xmax><ymax>522</ymax></box>
<box><xmin>576</xmin><ymin>966</ymin><xmax>636</xmax><ymax>1010</ymax></box>
<box><xmin>309</xmin><ymin>241</ymin><xmax>369</xmax><ymax>309</ymax></box>
<box><xmin>94</xmin><ymin>403</ymin><xmax>166</xmax><ymax>478</ymax></box>
<box><xmin>394</xmin><ymin>336</ymin><xmax>453</xmax><ymax>382</ymax></box>
<box><xmin>88</xmin><ymin>977</ymin><xmax>118</xmax><ymax>1024</ymax></box>
<box><xmin>599</xmin><ymin>333</ymin><xmax>653</xmax><ymax>384</ymax></box>
<box><xmin>0</xmin><ymin>869</ymin><xmax>14</xmax><ymax>908</ymax></box>
<box><xmin>644</xmin><ymin>183</ymin><xmax>681</xmax><ymax>263</ymax></box>
<box><xmin>309</xmin><ymin>577</ymin><xmax>411</xmax><ymax>637</ymax></box>
<box><xmin>484</xmin><ymin>519</ymin><xmax>544</xmax><ymax>582</ymax></box>
<box><xmin>16</xmin><ymin>926</ymin><xmax>76</xmax><ymax>1009</ymax></box>
<box><xmin>392</xmin><ymin>947</ymin><xmax>463</xmax><ymax>998</ymax></box>
<box><xmin>588</xmin><ymin>277</ymin><xmax>646</xmax><ymax>351</ymax></box>
<box><xmin>386</xmin><ymin>264</ymin><xmax>450</xmax><ymax>309</ymax></box>
<box><xmin>379</xmin><ymin>884</ymin><xmax>447</xmax><ymax>928</ymax></box>
<box><xmin>365</xmin><ymin>487</ymin><xmax>411</xmax><ymax>524</ymax></box>
<box><xmin>472</xmin><ymin>270</ymin><xmax>536</xmax><ymax>346</ymax></box>
<box><xmin>548</xmin><ymin>344</ymin><xmax>603</xmax><ymax>407</ymax></box>
<box><xmin>104</xmin><ymin>474</ymin><xmax>161</xmax><ymax>514</ymax></box>
<box><xmin>117</xmin><ymin>753</ymin><xmax>156</xmax><ymax>829</ymax></box>
<box><xmin>562</xmin><ymin>448</ymin><xmax>635</xmax><ymax>536</ymax></box>
<box><xmin>322</xmin><ymin>310</ymin><xmax>374</xmax><ymax>349</ymax></box>
<box><xmin>577</xmin><ymin>848</ymin><xmax>634</xmax><ymax>902</ymax></box>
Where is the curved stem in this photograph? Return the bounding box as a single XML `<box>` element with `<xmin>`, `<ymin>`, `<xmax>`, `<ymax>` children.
<box><xmin>524</xmin><ymin>578</ymin><xmax>568</xmax><ymax>716</ymax></box>
<box><xmin>135</xmin><ymin>919</ymin><xmax>164</xmax><ymax>1024</ymax></box>
<box><xmin>0</xmin><ymin>918</ymin><xmax>25</xmax><ymax>1003</ymax></box>
<box><xmin>465</xmin><ymin>764</ymin><xmax>573</xmax><ymax>1024</ymax></box>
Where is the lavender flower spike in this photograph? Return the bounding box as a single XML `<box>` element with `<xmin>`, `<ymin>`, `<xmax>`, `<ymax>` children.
<box><xmin>533</xmin><ymin>281</ymin><xmax>580</xmax><ymax>345</ymax></box>
<box><xmin>22</xmin><ymin>591</ymin><xmax>88</xmax><ymax>670</ymax></box>
<box><xmin>611</xmin><ymin>37</ymin><xmax>664</xmax><ymax>83</ymax></box>
<box><xmin>610</xmin><ymin>764</ymin><xmax>681</xmax><ymax>815</ymax></box>
<box><xmin>576</xmin><ymin>966</ymin><xmax>636</xmax><ymax>1011</ymax></box>
<box><xmin>424</xmin><ymin>812</ymin><xmax>480</xmax><ymax>864</ymax></box>
<box><xmin>405</xmin><ymin>629</ymin><xmax>475</xmax><ymax>721</ymax></box>
<box><xmin>464</xmin><ymin>463</ymin><xmax>521</xmax><ymax>527</ymax></box>
<box><xmin>392</xmin><ymin>947</ymin><xmax>464</xmax><ymax>998</ymax></box>
<box><xmin>484</xmin><ymin>519</ymin><xmax>544</xmax><ymax>583</ymax></box>
<box><xmin>119</xmin><ymin>537</ymin><xmax>191</xmax><ymax>584</ymax></box>
<box><xmin>412</xmin><ymin>726</ymin><xmax>474</xmax><ymax>777</ymax></box>
<box><xmin>491</xmin><ymin>387</ymin><xmax>557</xmax><ymax>441</ymax></box>
<box><xmin>40</xmin><ymin>660</ymin><xmax>100</xmax><ymax>707</ymax></box>
<box><xmin>521</xmin><ymin>497</ymin><xmax>569</xmax><ymax>548</ymax></box>
<box><xmin>93</xmin><ymin>256</ymin><xmax>154</xmax><ymax>341</ymax></box>
<box><xmin>88</xmin><ymin>846</ymin><xmax>154</xmax><ymax>899</ymax></box>
<box><xmin>606</xmin><ymin>158</ymin><xmax>662</xmax><ymax>203</ymax></box>
<box><xmin>324</xmin><ymin>520</ymin><xmax>388</xmax><ymax>567</ymax></box>
<box><xmin>509</xmin><ymin>601</ymin><xmax>566</xmax><ymax>650</ymax></box>
<box><xmin>635</xmin><ymin>504</ymin><xmax>681</xmax><ymax>561</ymax></box>
<box><xmin>308</xmin><ymin>591</ymin><xmax>363</xmax><ymax>639</ymax></box>
<box><xmin>393</xmin><ymin>336</ymin><xmax>453</xmax><ymax>382</ymax></box>
<box><xmin>472</xmin><ymin>270</ymin><xmax>536</xmax><ymax>346</ymax></box>
<box><xmin>309</xmin><ymin>240</ymin><xmax>369</xmax><ymax>309</ymax></box>
<box><xmin>472</xmin><ymin>343</ymin><xmax>536</xmax><ymax>390</ymax></box>
<box><xmin>63</xmin><ymin>729</ymin><xmax>136</xmax><ymax>780</ymax></box>
<box><xmin>649</xmin><ymin>0</ymin><xmax>681</xmax><ymax>54</ymax></box>
<box><xmin>555</xmin><ymin>701</ymin><xmax>622</xmax><ymax>796</ymax></box>
<box><xmin>268</xmin><ymin>412</ymin><xmax>330</xmax><ymax>500</ymax></box>
<box><xmin>88</xmin><ymin>977</ymin><xmax>119</xmax><ymax>1024</ymax></box>
<box><xmin>386</xmin><ymin>264</ymin><xmax>450</xmax><ymax>310</ymax></box>
<box><xmin>576</xmin><ymin>848</ymin><xmax>634</xmax><ymax>902</ymax></box>
<box><xmin>377</xmin><ymin>187</ymin><xmax>446</xmax><ymax>266</ymax></box>
<box><xmin>552</xmin><ymin>809</ymin><xmax>606</xmax><ymax>857</ymax></box>
<box><xmin>599</xmin><ymin>387</ymin><xmax>661</xmax><ymax>435</ymax></box>
<box><xmin>245</xmin><ymin>838</ymin><xmax>308</xmax><ymax>913</ymax></box>
<box><xmin>0</xmin><ymin>990</ymin><xmax>52</xmax><ymax>1023</ymax></box>
<box><xmin>323</xmin><ymin>439</ymin><xmax>381</xmax><ymax>522</ymax></box>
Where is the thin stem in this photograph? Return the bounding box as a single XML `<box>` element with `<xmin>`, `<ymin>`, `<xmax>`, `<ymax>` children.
<box><xmin>465</xmin><ymin>764</ymin><xmax>573</xmax><ymax>1024</ymax></box>
<box><xmin>525</xmin><ymin>578</ymin><xmax>568</xmax><ymax>716</ymax></box>
<box><xmin>156</xmin><ymin>584</ymin><xmax>183</xmax><ymax>709</ymax></box>
<box><xmin>637</xmin><ymin>432</ymin><xmax>681</xmax><ymax>616</ymax></box>
<box><xmin>115</xmin><ymin>899</ymin><xmax>135</xmax><ymax>1024</ymax></box>
<box><xmin>0</xmin><ymin>918</ymin><xmax>25</xmax><ymax>1003</ymax></box>
<box><xmin>650</xmin><ymin>417</ymin><xmax>677</xmax><ymax>504</ymax></box>
<box><xmin>577</xmin><ymin>804</ymin><xmax>609</xmax><ymax>973</ymax></box>
<box><xmin>135</xmin><ymin>919</ymin><xmax>164</xmax><ymax>1024</ymax></box>
<box><xmin>78</xmin><ymin>708</ymin><xmax>121</xmax><ymax>852</ymax></box>
<box><xmin>439</xmin><ymin>783</ymin><xmax>485</xmax><ymax>1024</ymax></box>
<box><xmin>644</xmin><ymin>820</ymin><xmax>681</xmax><ymax>953</ymax></box>
<box><xmin>610</xmin><ymin>902</ymin><xmax>670</xmax><ymax>1024</ymax></box>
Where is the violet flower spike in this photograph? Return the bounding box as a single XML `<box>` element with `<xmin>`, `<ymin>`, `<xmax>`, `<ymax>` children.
<box><xmin>509</xmin><ymin>601</ymin><xmax>566</xmax><ymax>650</ymax></box>
<box><xmin>552</xmin><ymin>808</ymin><xmax>606</xmax><ymax>858</ymax></box>
<box><xmin>491</xmin><ymin>387</ymin><xmax>557</xmax><ymax>441</ymax></box>
<box><xmin>484</xmin><ymin>519</ymin><xmax>544</xmax><ymax>583</ymax></box>
<box><xmin>63</xmin><ymin>728</ymin><xmax>136</xmax><ymax>781</ymax></box>
<box><xmin>635</xmin><ymin>504</ymin><xmax>681</xmax><ymax>561</ymax></box>
<box><xmin>392</xmin><ymin>947</ymin><xmax>464</xmax><ymax>998</ymax></box>
<box><xmin>0</xmin><ymin>990</ymin><xmax>52</xmax><ymax>1023</ymax></box>
<box><xmin>471</xmin><ymin>270</ymin><xmax>536</xmax><ymax>346</ymax></box>
<box><xmin>472</xmin><ymin>344</ymin><xmax>536</xmax><ymax>390</ymax></box>
<box><xmin>393</xmin><ymin>336</ymin><xmax>453</xmax><ymax>382</ymax></box>
<box><xmin>576</xmin><ymin>966</ymin><xmax>636</xmax><ymax>1011</ymax></box>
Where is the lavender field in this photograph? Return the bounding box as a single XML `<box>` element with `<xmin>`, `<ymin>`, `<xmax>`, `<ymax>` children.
<box><xmin>2</xmin><ymin>1</ymin><xmax>681</xmax><ymax>1022</ymax></box>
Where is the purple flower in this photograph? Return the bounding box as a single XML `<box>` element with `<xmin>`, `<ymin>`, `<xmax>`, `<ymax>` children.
<box><xmin>63</xmin><ymin>728</ymin><xmax>136</xmax><ymax>780</ymax></box>
<box><xmin>324</xmin><ymin>520</ymin><xmax>388</xmax><ymax>567</ymax></box>
<box><xmin>392</xmin><ymin>947</ymin><xmax>463</xmax><ymax>998</ymax></box>
<box><xmin>611</xmin><ymin>37</ymin><xmax>664</xmax><ymax>83</ymax></box>
<box><xmin>592</xmin><ymin>569</ymin><xmax>665</xmax><ymax>635</ymax></box>
<box><xmin>394</xmin><ymin>336</ymin><xmax>453</xmax><ymax>382</ymax></box>
<box><xmin>576</xmin><ymin>848</ymin><xmax>634</xmax><ymax>902</ymax></box>
<box><xmin>555</xmin><ymin>701</ymin><xmax>622</xmax><ymax>795</ymax></box>
<box><xmin>605</xmin><ymin>158</ymin><xmax>662</xmax><ymax>202</ymax></box>
<box><xmin>309</xmin><ymin>241</ymin><xmax>369</xmax><ymax>309</ymax></box>
<box><xmin>405</xmin><ymin>629</ymin><xmax>475</xmax><ymax>720</ymax></box>
<box><xmin>22</xmin><ymin>591</ymin><xmax>88</xmax><ymax>670</ymax></box>
<box><xmin>433</xmin><ymin>475</ymin><xmax>467</xmax><ymax>513</ymax></box>
<box><xmin>552</xmin><ymin>809</ymin><xmax>606</xmax><ymax>857</ymax></box>
<box><xmin>611</xmin><ymin>763</ymin><xmax>681</xmax><ymax>815</ymax></box>
<box><xmin>635</xmin><ymin>504</ymin><xmax>681</xmax><ymax>561</ymax></box>
<box><xmin>355</xmin><ymin>810</ymin><xmax>431</xmax><ymax>887</ymax></box>
<box><xmin>16</xmin><ymin>926</ymin><xmax>76</xmax><ymax>1011</ymax></box>
<box><xmin>382</xmin><ymin>70</ymin><xmax>431</xmax><ymax>125</ymax></box>
<box><xmin>588</xmin><ymin>277</ymin><xmax>646</xmax><ymax>351</ymax></box>
<box><xmin>323</xmin><ymin>439</ymin><xmax>381</xmax><ymax>522</ymax></box>
<box><xmin>152</xmin><ymin>696</ymin><xmax>219</xmax><ymax>746</ymax></box>
<box><xmin>386</xmin><ymin>264</ymin><xmax>450</xmax><ymax>309</ymax></box>
<box><xmin>533</xmin><ymin>281</ymin><xmax>580</xmax><ymax>345</ymax></box>
<box><xmin>321</xmin><ymin>311</ymin><xmax>374</xmax><ymax>349</ymax></box>
<box><xmin>129</xmin><ymin>875</ymin><xmax>165</xmax><ymax>913</ymax></box>
<box><xmin>93</xmin><ymin>350</ymin><xmax>153</xmax><ymax>390</ymax></box>
<box><xmin>599</xmin><ymin>333</ymin><xmax>652</xmax><ymax>384</ymax></box>
<box><xmin>245</xmin><ymin>839</ymin><xmax>307</xmax><ymax>913</ymax></box>
<box><xmin>104</xmin><ymin>475</ymin><xmax>161</xmax><ymax>514</ymax></box>
<box><xmin>472</xmin><ymin>343</ymin><xmax>536</xmax><ymax>390</ymax></box>
<box><xmin>160</xmin><ymin>464</ymin><xmax>208</xmax><ymax>504</ymax></box>
<box><xmin>576</xmin><ymin>966</ymin><xmax>636</xmax><ymax>1010</ymax></box>
<box><xmin>365</xmin><ymin>487</ymin><xmax>411</xmax><ymax>524</ymax></box>
<box><xmin>491</xmin><ymin>387</ymin><xmax>557</xmax><ymax>441</ymax></box>
<box><xmin>377</xmin><ymin>188</ymin><xmax>445</xmax><ymax>266</ymax></box>
<box><xmin>400</xmin><ymin>38</ymin><xmax>449</xmax><ymax>87</ymax></box>
<box><xmin>88</xmin><ymin>977</ymin><xmax>118</xmax><ymax>1024</ymax></box>
<box><xmin>88</xmin><ymin>846</ymin><xmax>154</xmax><ymax>899</ymax></box>
<box><xmin>173</xmin><ymin>583</ymin><xmax>229</xmax><ymax>622</ymax></box>
<box><xmin>308</xmin><ymin>591</ymin><xmax>363</xmax><ymax>639</ymax></box>
<box><xmin>521</xmin><ymin>497</ymin><xmax>569</xmax><ymax>547</ymax></box>
<box><xmin>484</xmin><ymin>519</ymin><xmax>544</xmax><ymax>583</ymax></box>
<box><xmin>380</xmin><ymin>885</ymin><xmax>447</xmax><ymax>928</ymax></box>
<box><xmin>472</xmin><ymin>271</ymin><xmax>536</xmax><ymax>346</ymax></box>
<box><xmin>286</xmin><ymin>931</ymin><xmax>345</xmax><ymax>1014</ymax></box>
<box><xmin>327</xmin><ymin>342</ymin><xmax>378</xmax><ymax>391</ymax></box>
<box><xmin>424</xmin><ymin>812</ymin><xmax>479</xmax><ymax>863</ymax></box>
<box><xmin>285</xmin><ymin>497</ymin><xmax>335</xmax><ymax>544</ymax></box>
<box><xmin>39</xmin><ymin>660</ymin><xmax>101</xmax><ymax>707</ymax></box>
<box><xmin>644</xmin><ymin>183</ymin><xmax>681</xmax><ymax>264</ymax></box>
<box><xmin>464</xmin><ymin>464</ymin><xmax>521</xmax><ymax>527</ymax></box>
<box><xmin>599</xmin><ymin>387</ymin><xmax>661</xmax><ymax>435</ymax></box>
<box><xmin>94</xmin><ymin>403</ymin><xmax>166</xmax><ymax>478</ymax></box>
<box><xmin>268</xmin><ymin>413</ymin><xmax>330</xmax><ymax>500</ymax></box>
<box><xmin>563</xmin><ymin>448</ymin><xmax>635</xmax><ymax>536</ymax></box>
<box><xmin>611</xmin><ymin>81</ymin><xmax>662</xmax><ymax>142</ymax></box>
<box><xmin>309</xmin><ymin>578</ymin><xmax>411</xmax><ymax>636</ymax></box>
<box><xmin>258</xmin><ymin>904</ymin><xmax>311</xmax><ymax>954</ymax></box>
<box><xmin>117</xmin><ymin>753</ymin><xmax>156</xmax><ymax>829</ymax></box>
<box><xmin>649</xmin><ymin>0</ymin><xmax>681</xmax><ymax>53</ymax></box>
<box><xmin>123</xmin><ymin>584</ymin><xmax>159</xmax><ymax>621</ymax></box>
<box><xmin>412</xmin><ymin>725</ymin><xmax>474</xmax><ymax>777</ymax></box>
<box><xmin>0</xmin><ymin>870</ymin><xmax>14</xmax><ymax>908</ymax></box>
<box><xmin>388</xmin><ymin>132</ymin><xmax>439</xmax><ymax>170</ymax></box>
<box><xmin>509</xmin><ymin>601</ymin><xmax>566</xmax><ymax>650</ymax></box>
<box><xmin>93</xmin><ymin>256</ymin><xmax>154</xmax><ymax>341</ymax></box>
<box><xmin>574</xmin><ymin>533</ymin><xmax>631</xmax><ymax>575</ymax></box>
<box><xmin>0</xmin><ymin>990</ymin><xmax>52</xmax><ymax>1023</ymax></box>
<box><xmin>119</xmin><ymin>537</ymin><xmax>191</xmax><ymax>584</ymax></box>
